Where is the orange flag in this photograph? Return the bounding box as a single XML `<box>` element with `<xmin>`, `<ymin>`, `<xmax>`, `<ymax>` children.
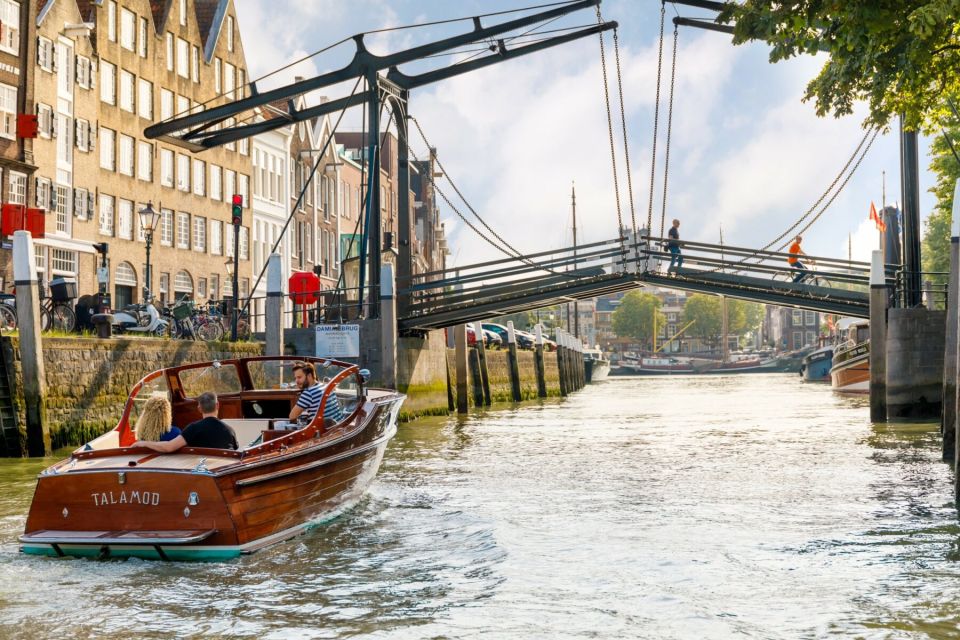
<box><xmin>869</xmin><ymin>201</ymin><xmax>887</xmax><ymax>232</ymax></box>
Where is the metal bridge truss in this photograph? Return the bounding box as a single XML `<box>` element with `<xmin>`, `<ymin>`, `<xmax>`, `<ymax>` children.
<box><xmin>397</xmin><ymin>238</ymin><xmax>883</xmax><ymax>331</ymax></box>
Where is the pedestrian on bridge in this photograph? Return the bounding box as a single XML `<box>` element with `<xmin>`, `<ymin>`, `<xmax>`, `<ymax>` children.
<box><xmin>788</xmin><ymin>235</ymin><xmax>810</xmax><ymax>283</ymax></box>
<box><xmin>667</xmin><ymin>219</ymin><xmax>683</xmax><ymax>272</ymax></box>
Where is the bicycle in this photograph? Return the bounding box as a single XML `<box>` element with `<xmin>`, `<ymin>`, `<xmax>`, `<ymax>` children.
<box><xmin>771</xmin><ymin>261</ymin><xmax>832</xmax><ymax>297</ymax></box>
<box><xmin>0</xmin><ymin>282</ymin><xmax>76</xmax><ymax>332</ymax></box>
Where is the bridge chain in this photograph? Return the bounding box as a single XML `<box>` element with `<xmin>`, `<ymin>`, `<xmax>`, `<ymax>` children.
<box><xmin>659</xmin><ymin>21</ymin><xmax>679</xmax><ymax>242</ymax></box>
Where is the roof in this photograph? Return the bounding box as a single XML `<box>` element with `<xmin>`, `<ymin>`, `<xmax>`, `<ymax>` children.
<box><xmin>194</xmin><ymin>0</ymin><xmax>220</xmax><ymax>43</ymax></box>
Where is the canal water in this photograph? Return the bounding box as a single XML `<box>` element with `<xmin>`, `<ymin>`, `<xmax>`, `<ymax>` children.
<box><xmin>0</xmin><ymin>373</ymin><xmax>958</xmax><ymax>639</ymax></box>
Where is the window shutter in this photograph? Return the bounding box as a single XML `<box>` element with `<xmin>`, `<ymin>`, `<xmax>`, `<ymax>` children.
<box><xmin>88</xmin><ymin>123</ymin><xmax>95</xmax><ymax>151</ymax></box>
<box><xmin>34</xmin><ymin>178</ymin><xmax>41</xmax><ymax>206</ymax></box>
<box><xmin>73</xmin><ymin>188</ymin><xmax>81</xmax><ymax>217</ymax></box>
<box><xmin>75</xmin><ymin>57</ymin><xmax>81</xmax><ymax>84</ymax></box>
<box><xmin>36</xmin><ymin>37</ymin><xmax>41</xmax><ymax>66</ymax></box>
<box><xmin>74</xmin><ymin>119</ymin><xmax>81</xmax><ymax>149</ymax></box>
<box><xmin>50</xmin><ymin>114</ymin><xmax>57</xmax><ymax>139</ymax></box>
<box><xmin>51</xmin><ymin>43</ymin><xmax>57</xmax><ymax>72</ymax></box>
<box><xmin>49</xmin><ymin>185</ymin><xmax>56</xmax><ymax>211</ymax></box>
<box><xmin>88</xmin><ymin>192</ymin><xmax>94</xmax><ymax>216</ymax></box>
<box><xmin>90</xmin><ymin>60</ymin><xmax>96</xmax><ymax>89</ymax></box>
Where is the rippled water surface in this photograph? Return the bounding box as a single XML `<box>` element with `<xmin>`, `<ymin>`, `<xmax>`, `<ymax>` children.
<box><xmin>1</xmin><ymin>374</ymin><xmax>959</xmax><ymax>639</ymax></box>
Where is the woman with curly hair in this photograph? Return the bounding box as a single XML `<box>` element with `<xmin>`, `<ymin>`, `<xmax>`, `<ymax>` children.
<box><xmin>135</xmin><ymin>396</ymin><xmax>181</xmax><ymax>442</ymax></box>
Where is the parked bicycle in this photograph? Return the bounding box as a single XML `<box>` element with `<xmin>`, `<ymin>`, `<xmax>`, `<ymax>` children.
<box><xmin>0</xmin><ymin>278</ymin><xmax>77</xmax><ymax>333</ymax></box>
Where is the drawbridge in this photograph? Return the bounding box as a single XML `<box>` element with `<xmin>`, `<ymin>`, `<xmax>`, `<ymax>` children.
<box><xmin>397</xmin><ymin>236</ymin><xmax>878</xmax><ymax>331</ymax></box>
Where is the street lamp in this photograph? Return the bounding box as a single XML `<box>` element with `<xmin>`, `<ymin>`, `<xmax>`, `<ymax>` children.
<box><xmin>137</xmin><ymin>201</ymin><xmax>162</xmax><ymax>299</ymax></box>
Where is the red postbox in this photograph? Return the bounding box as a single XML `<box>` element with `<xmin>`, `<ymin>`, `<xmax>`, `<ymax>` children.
<box><xmin>289</xmin><ymin>272</ymin><xmax>321</xmax><ymax>327</ymax></box>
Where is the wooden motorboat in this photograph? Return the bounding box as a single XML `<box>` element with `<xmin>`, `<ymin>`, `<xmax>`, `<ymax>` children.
<box><xmin>830</xmin><ymin>320</ymin><xmax>870</xmax><ymax>393</ymax></box>
<box><xmin>20</xmin><ymin>356</ymin><xmax>404</xmax><ymax>561</ymax></box>
<box><xmin>583</xmin><ymin>348</ymin><xmax>611</xmax><ymax>382</ymax></box>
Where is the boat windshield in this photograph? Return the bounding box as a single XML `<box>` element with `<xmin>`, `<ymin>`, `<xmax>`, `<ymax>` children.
<box><xmin>247</xmin><ymin>359</ymin><xmax>350</xmax><ymax>391</ymax></box>
<box><xmin>178</xmin><ymin>362</ymin><xmax>243</xmax><ymax>397</ymax></box>
<box><xmin>127</xmin><ymin>372</ymin><xmax>172</xmax><ymax>428</ymax></box>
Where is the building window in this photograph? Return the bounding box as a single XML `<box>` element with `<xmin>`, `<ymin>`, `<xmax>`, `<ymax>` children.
<box><xmin>137</xmin><ymin>142</ymin><xmax>153</xmax><ymax>181</ymax></box>
<box><xmin>138</xmin><ymin>16</ymin><xmax>148</xmax><ymax>57</ymax></box>
<box><xmin>76</xmin><ymin>56</ymin><xmax>92</xmax><ymax>88</ymax></box>
<box><xmin>160</xmin><ymin>208</ymin><xmax>173</xmax><ymax>246</ymax></box>
<box><xmin>174</xmin><ymin>270</ymin><xmax>193</xmax><ymax>297</ymax></box>
<box><xmin>224</xmin><ymin>169</ymin><xmax>235</xmax><ymax>203</ymax></box>
<box><xmin>119</xmin><ymin>70</ymin><xmax>135</xmax><ymax>112</ymax></box>
<box><xmin>120</xmin><ymin>8</ymin><xmax>135</xmax><ymax>51</ymax></box>
<box><xmin>191</xmin><ymin>45</ymin><xmax>199</xmax><ymax>82</ymax></box>
<box><xmin>179</xmin><ymin>0</ymin><xmax>187</xmax><ymax>25</ymax></box>
<box><xmin>0</xmin><ymin>83</ymin><xmax>15</xmax><ymax>139</ymax></box>
<box><xmin>36</xmin><ymin>103</ymin><xmax>53</xmax><ymax>138</ymax></box>
<box><xmin>37</xmin><ymin>37</ymin><xmax>54</xmax><ymax>72</ymax></box>
<box><xmin>225</xmin><ymin>224</ymin><xmax>234</xmax><ymax>258</ymax></box>
<box><xmin>192</xmin><ymin>159</ymin><xmax>205</xmax><ymax>196</ymax></box>
<box><xmin>159</xmin><ymin>272</ymin><xmax>169</xmax><ymax>303</ymax></box>
<box><xmin>224</xmin><ymin>62</ymin><xmax>235</xmax><ymax>99</ymax></box>
<box><xmin>805</xmin><ymin>311</ymin><xmax>816</xmax><ymax>326</ymax></box>
<box><xmin>50</xmin><ymin>249</ymin><xmax>77</xmax><ymax>275</ymax></box>
<box><xmin>100</xmin><ymin>61</ymin><xmax>116</xmax><ymax>105</ymax></box>
<box><xmin>791</xmin><ymin>310</ymin><xmax>803</xmax><ymax>326</ymax></box>
<box><xmin>75</xmin><ymin>119</ymin><xmax>91</xmax><ymax>152</ymax></box>
<box><xmin>214</xmin><ymin>58</ymin><xmax>221</xmax><ymax>94</ymax></box>
<box><xmin>227</xmin><ymin>15</ymin><xmax>234</xmax><ymax>52</ymax></box>
<box><xmin>118</xmin><ymin>134</ymin><xmax>134</xmax><ymax>176</ymax></box>
<box><xmin>792</xmin><ymin>331</ymin><xmax>802</xmax><ymax>349</ymax></box>
<box><xmin>210</xmin><ymin>165</ymin><xmax>222</xmax><ymax>201</ymax></box>
<box><xmin>35</xmin><ymin>178</ymin><xmax>50</xmax><ymax>210</ymax></box>
<box><xmin>176</xmin><ymin>38</ymin><xmax>189</xmax><ymax>78</ymax></box>
<box><xmin>107</xmin><ymin>1</ymin><xmax>117</xmax><ymax>42</ymax></box>
<box><xmin>176</xmin><ymin>212</ymin><xmax>190</xmax><ymax>249</ymax></box>
<box><xmin>177</xmin><ymin>154</ymin><xmax>190</xmax><ymax>192</ymax></box>
<box><xmin>99</xmin><ymin>194</ymin><xmax>115</xmax><ymax>236</ymax></box>
<box><xmin>193</xmin><ymin>216</ymin><xmax>206</xmax><ymax>252</ymax></box>
<box><xmin>117</xmin><ymin>199</ymin><xmax>133</xmax><ymax>239</ymax></box>
<box><xmin>176</xmin><ymin>94</ymin><xmax>189</xmax><ymax>119</ymax></box>
<box><xmin>239</xmin><ymin>174</ymin><xmax>249</xmax><ymax>207</ymax></box>
<box><xmin>74</xmin><ymin>187</ymin><xmax>89</xmax><ymax>220</ymax></box>
<box><xmin>165</xmin><ymin>32</ymin><xmax>173</xmax><ymax>72</ymax></box>
<box><xmin>239</xmin><ymin>227</ymin><xmax>249</xmax><ymax>260</ymax></box>
<box><xmin>237</xmin><ymin>69</ymin><xmax>245</xmax><ymax>100</ymax></box>
<box><xmin>160</xmin><ymin>88</ymin><xmax>173</xmax><ymax>120</ymax></box>
<box><xmin>806</xmin><ymin>331</ymin><xmax>816</xmax><ymax>346</ymax></box>
<box><xmin>0</xmin><ymin>0</ymin><xmax>20</xmax><ymax>55</ymax></box>
<box><xmin>160</xmin><ymin>148</ymin><xmax>174</xmax><ymax>187</ymax></box>
<box><xmin>100</xmin><ymin>127</ymin><xmax>115</xmax><ymax>170</ymax></box>
<box><xmin>137</xmin><ymin>79</ymin><xmax>152</xmax><ymax>120</ymax></box>
<box><xmin>9</xmin><ymin>172</ymin><xmax>25</xmax><ymax>204</ymax></box>
<box><xmin>197</xmin><ymin>277</ymin><xmax>207</xmax><ymax>299</ymax></box>
<box><xmin>210</xmin><ymin>220</ymin><xmax>222</xmax><ymax>255</ymax></box>
<box><xmin>55</xmin><ymin>184</ymin><xmax>70</xmax><ymax>234</ymax></box>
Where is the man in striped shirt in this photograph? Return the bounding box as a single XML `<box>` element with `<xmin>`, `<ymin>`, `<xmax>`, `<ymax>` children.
<box><xmin>288</xmin><ymin>361</ymin><xmax>343</xmax><ymax>428</ymax></box>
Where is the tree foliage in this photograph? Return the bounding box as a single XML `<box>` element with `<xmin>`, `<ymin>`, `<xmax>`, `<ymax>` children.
<box><xmin>718</xmin><ymin>1</ymin><xmax>960</xmax><ymax>130</ymax></box>
<box><xmin>611</xmin><ymin>291</ymin><xmax>665</xmax><ymax>347</ymax></box>
<box><xmin>921</xmin><ymin>124</ymin><xmax>960</xmax><ymax>287</ymax></box>
<box><xmin>682</xmin><ymin>294</ymin><xmax>722</xmax><ymax>345</ymax></box>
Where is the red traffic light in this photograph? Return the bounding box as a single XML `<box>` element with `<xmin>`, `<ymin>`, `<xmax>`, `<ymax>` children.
<box><xmin>231</xmin><ymin>194</ymin><xmax>243</xmax><ymax>206</ymax></box>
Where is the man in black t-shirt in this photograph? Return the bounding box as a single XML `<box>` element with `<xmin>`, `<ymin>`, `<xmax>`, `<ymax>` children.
<box><xmin>667</xmin><ymin>219</ymin><xmax>683</xmax><ymax>272</ymax></box>
<box><xmin>135</xmin><ymin>391</ymin><xmax>238</xmax><ymax>452</ymax></box>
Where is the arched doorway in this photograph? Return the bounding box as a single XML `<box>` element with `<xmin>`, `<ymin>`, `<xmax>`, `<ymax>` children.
<box><xmin>114</xmin><ymin>262</ymin><xmax>137</xmax><ymax>309</ymax></box>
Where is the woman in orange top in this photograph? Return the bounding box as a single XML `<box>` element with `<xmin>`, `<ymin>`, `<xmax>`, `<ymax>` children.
<box><xmin>788</xmin><ymin>235</ymin><xmax>809</xmax><ymax>283</ymax></box>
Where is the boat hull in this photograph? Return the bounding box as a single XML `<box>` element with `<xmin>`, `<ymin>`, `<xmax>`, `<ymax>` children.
<box><xmin>830</xmin><ymin>344</ymin><xmax>869</xmax><ymax>394</ymax></box>
<box><xmin>802</xmin><ymin>347</ymin><xmax>834</xmax><ymax>382</ymax></box>
<box><xmin>584</xmin><ymin>358</ymin><xmax>610</xmax><ymax>382</ymax></box>
<box><xmin>21</xmin><ymin>396</ymin><xmax>403</xmax><ymax>560</ymax></box>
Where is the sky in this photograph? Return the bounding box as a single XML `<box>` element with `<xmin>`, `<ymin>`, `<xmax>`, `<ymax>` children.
<box><xmin>233</xmin><ymin>0</ymin><xmax>938</xmax><ymax>269</ymax></box>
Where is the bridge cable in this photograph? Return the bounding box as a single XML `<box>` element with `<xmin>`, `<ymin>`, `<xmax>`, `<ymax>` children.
<box><xmin>658</xmin><ymin>22</ymin><xmax>679</xmax><ymax>243</ymax></box>
<box><xmin>595</xmin><ymin>7</ymin><xmax>628</xmax><ymax>270</ymax></box>
<box><xmin>610</xmin><ymin>19</ymin><xmax>639</xmax><ymax>243</ymax></box>
<box><xmin>646</xmin><ymin>2</ymin><xmax>667</xmax><ymax>243</ymax></box>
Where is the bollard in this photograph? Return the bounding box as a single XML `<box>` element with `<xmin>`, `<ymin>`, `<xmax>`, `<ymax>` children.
<box><xmin>13</xmin><ymin>232</ymin><xmax>49</xmax><ymax>457</ymax></box>
<box><xmin>468</xmin><ymin>346</ymin><xmax>484</xmax><ymax>407</ymax></box>
<box><xmin>556</xmin><ymin>330</ymin><xmax>568</xmax><ymax>397</ymax></box>
<box><xmin>265</xmin><ymin>254</ymin><xmax>284</xmax><ymax>356</ymax></box>
<box><xmin>507</xmin><ymin>321</ymin><xmax>522</xmax><ymax>402</ymax></box>
<box><xmin>534</xmin><ymin>324</ymin><xmax>547</xmax><ymax>398</ymax></box>
<box><xmin>475</xmin><ymin>320</ymin><xmax>491</xmax><ymax>406</ymax></box>
<box><xmin>92</xmin><ymin>313</ymin><xmax>113</xmax><ymax>339</ymax></box>
<box><xmin>945</xmin><ymin>182</ymin><xmax>960</xmax><ymax>462</ymax></box>
<box><xmin>869</xmin><ymin>250</ymin><xmax>888</xmax><ymax>423</ymax></box>
<box><xmin>380</xmin><ymin>264</ymin><xmax>398</xmax><ymax>389</ymax></box>
<box><xmin>455</xmin><ymin>323</ymin><xmax>468</xmax><ymax>413</ymax></box>
<box><xmin>446</xmin><ymin>355</ymin><xmax>455</xmax><ymax>412</ymax></box>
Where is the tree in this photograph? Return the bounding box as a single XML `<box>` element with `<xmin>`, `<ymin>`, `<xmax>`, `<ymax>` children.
<box><xmin>921</xmin><ymin>124</ymin><xmax>960</xmax><ymax>289</ymax></box>
<box><xmin>611</xmin><ymin>291</ymin><xmax>665</xmax><ymax>349</ymax></box>
<box><xmin>718</xmin><ymin>2</ymin><xmax>960</xmax><ymax>130</ymax></box>
<box><xmin>682</xmin><ymin>294</ymin><xmax>722</xmax><ymax>347</ymax></box>
<box><xmin>729</xmin><ymin>300</ymin><xmax>764</xmax><ymax>336</ymax></box>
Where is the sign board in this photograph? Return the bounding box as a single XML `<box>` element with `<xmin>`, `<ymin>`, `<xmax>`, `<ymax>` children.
<box><xmin>315</xmin><ymin>324</ymin><xmax>360</xmax><ymax>358</ymax></box>
<box><xmin>97</xmin><ymin>267</ymin><xmax>109</xmax><ymax>284</ymax></box>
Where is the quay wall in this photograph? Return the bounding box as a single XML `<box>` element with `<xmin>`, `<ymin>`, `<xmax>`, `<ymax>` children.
<box><xmin>2</xmin><ymin>337</ymin><xmax>263</xmax><ymax>450</ymax></box>
<box><xmin>886</xmin><ymin>308</ymin><xmax>946</xmax><ymax>420</ymax></box>
<box><xmin>449</xmin><ymin>346</ymin><xmax>563</xmax><ymax>409</ymax></box>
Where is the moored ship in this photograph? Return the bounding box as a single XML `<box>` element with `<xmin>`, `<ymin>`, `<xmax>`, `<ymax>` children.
<box><xmin>830</xmin><ymin>321</ymin><xmax>870</xmax><ymax>393</ymax></box>
<box><xmin>19</xmin><ymin>356</ymin><xmax>404</xmax><ymax>560</ymax></box>
<box><xmin>800</xmin><ymin>345</ymin><xmax>834</xmax><ymax>382</ymax></box>
<box><xmin>584</xmin><ymin>348</ymin><xmax>611</xmax><ymax>382</ymax></box>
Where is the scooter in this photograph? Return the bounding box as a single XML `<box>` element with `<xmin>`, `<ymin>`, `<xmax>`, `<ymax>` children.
<box><xmin>112</xmin><ymin>288</ymin><xmax>169</xmax><ymax>336</ymax></box>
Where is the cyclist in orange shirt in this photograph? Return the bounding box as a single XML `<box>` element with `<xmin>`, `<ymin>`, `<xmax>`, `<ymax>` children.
<box><xmin>788</xmin><ymin>235</ymin><xmax>811</xmax><ymax>283</ymax></box>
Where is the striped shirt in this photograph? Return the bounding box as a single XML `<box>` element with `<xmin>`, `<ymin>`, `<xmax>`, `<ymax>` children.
<box><xmin>296</xmin><ymin>382</ymin><xmax>343</xmax><ymax>425</ymax></box>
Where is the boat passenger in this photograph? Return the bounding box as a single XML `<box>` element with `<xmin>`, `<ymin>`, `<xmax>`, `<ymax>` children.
<box><xmin>134</xmin><ymin>396</ymin><xmax>181</xmax><ymax>442</ymax></box>
<box><xmin>134</xmin><ymin>391</ymin><xmax>238</xmax><ymax>452</ymax></box>
<box><xmin>287</xmin><ymin>361</ymin><xmax>343</xmax><ymax>428</ymax></box>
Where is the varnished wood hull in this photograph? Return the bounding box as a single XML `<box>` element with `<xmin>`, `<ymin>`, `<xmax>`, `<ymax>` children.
<box><xmin>21</xmin><ymin>395</ymin><xmax>403</xmax><ymax>560</ymax></box>
<box><xmin>830</xmin><ymin>347</ymin><xmax>869</xmax><ymax>394</ymax></box>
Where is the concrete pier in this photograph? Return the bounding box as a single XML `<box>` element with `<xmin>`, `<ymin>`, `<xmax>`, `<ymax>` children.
<box><xmin>870</xmin><ymin>250</ymin><xmax>888</xmax><ymax>423</ymax></box>
<box><xmin>455</xmin><ymin>324</ymin><xmax>468</xmax><ymax>413</ymax></box>
<box><xmin>943</xmin><ymin>181</ymin><xmax>960</xmax><ymax>460</ymax></box>
<box><xmin>886</xmin><ymin>307</ymin><xmax>946</xmax><ymax>420</ymax></box>
<box><xmin>534</xmin><ymin>325</ymin><xmax>548</xmax><ymax>398</ymax></box>
<box><xmin>379</xmin><ymin>265</ymin><xmax>398</xmax><ymax>389</ymax></box>
<box><xmin>476</xmin><ymin>320</ymin><xmax>491</xmax><ymax>406</ymax></box>
<box><xmin>507</xmin><ymin>321</ymin><xmax>522</xmax><ymax>402</ymax></box>
<box><xmin>264</xmin><ymin>254</ymin><xmax>284</xmax><ymax>357</ymax></box>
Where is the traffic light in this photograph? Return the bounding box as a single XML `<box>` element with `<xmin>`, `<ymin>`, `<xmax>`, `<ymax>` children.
<box><xmin>231</xmin><ymin>194</ymin><xmax>243</xmax><ymax>225</ymax></box>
